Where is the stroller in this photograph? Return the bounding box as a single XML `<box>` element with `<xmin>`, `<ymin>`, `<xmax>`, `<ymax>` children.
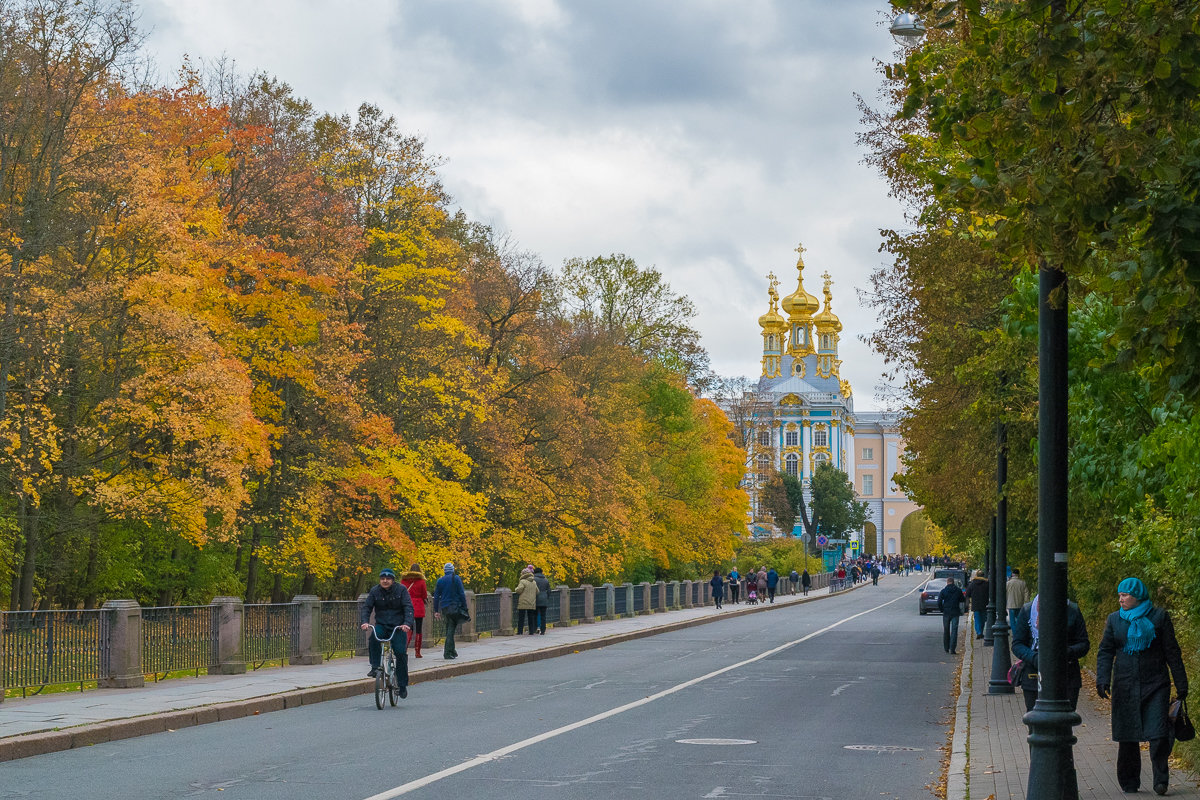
<box><xmin>746</xmin><ymin>586</ymin><xmax>758</xmax><ymax>605</ymax></box>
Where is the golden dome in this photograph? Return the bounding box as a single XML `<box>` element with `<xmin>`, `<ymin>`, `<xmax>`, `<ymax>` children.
<box><xmin>758</xmin><ymin>274</ymin><xmax>787</xmax><ymax>330</ymax></box>
<box><xmin>780</xmin><ymin>243</ymin><xmax>820</xmax><ymax>321</ymax></box>
<box><xmin>813</xmin><ymin>272</ymin><xmax>843</xmax><ymax>333</ymax></box>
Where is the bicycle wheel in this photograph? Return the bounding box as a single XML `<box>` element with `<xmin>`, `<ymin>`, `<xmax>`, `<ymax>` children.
<box><xmin>386</xmin><ymin>653</ymin><xmax>398</xmax><ymax>706</ymax></box>
<box><xmin>374</xmin><ymin>667</ymin><xmax>385</xmax><ymax>710</ymax></box>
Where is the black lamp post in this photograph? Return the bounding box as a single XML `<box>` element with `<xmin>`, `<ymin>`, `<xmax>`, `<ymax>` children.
<box><xmin>983</xmin><ymin>520</ymin><xmax>995</xmax><ymax>646</ymax></box>
<box><xmin>988</xmin><ymin>415</ymin><xmax>1013</xmax><ymax>693</ymax></box>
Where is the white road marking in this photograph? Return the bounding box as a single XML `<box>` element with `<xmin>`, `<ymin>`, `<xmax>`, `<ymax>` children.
<box><xmin>361</xmin><ymin>588</ymin><xmax>917</xmax><ymax>800</ymax></box>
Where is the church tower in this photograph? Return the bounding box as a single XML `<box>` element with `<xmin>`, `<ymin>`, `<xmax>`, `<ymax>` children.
<box><xmin>758</xmin><ymin>273</ymin><xmax>786</xmax><ymax>378</ymax></box>
<box><xmin>814</xmin><ymin>272</ymin><xmax>843</xmax><ymax>380</ymax></box>
<box><xmin>778</xmin><ymin>244</ymin><xmax>820</xmax><ymax>370</ymax></box>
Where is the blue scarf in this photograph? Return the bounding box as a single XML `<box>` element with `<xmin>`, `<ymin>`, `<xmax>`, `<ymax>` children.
<box><xmin>1119</xmin><ymin>599</ymin><xmax>1156</xmax><ymax>654</ymax></box>
<box><xmin>1030</xmin><ymin>595</ymin><xmax>1040</xmax><ymax>649</ymax></box>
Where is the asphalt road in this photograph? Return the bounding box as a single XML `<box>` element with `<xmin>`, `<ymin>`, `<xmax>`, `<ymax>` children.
<box><xmin>4</xmin><ymin>575</ymin><xmax>958</xmax><ymax>800</ymax></box>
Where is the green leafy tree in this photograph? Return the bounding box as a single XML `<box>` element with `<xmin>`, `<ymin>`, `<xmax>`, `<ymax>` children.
<box><xmin>810</xmin><ymin>464</ymin><xmax>868</xmax><ymax>541</ymax></box>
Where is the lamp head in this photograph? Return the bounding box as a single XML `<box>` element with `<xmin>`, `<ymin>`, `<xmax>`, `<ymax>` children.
<box><xmin>889</xmin><ymin>11</ymin><xmax>926</xmax><ymax>44</ymax></box>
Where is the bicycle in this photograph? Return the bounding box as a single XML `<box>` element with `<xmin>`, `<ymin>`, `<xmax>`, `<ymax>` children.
<box><xmin>366</xmin><ymin>625</ymin><xmax>407</xmax><ymax>709</ymax></box>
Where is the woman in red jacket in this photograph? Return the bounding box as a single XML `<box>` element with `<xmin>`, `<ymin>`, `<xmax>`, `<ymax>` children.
<box><xmin>400</xmin><ymin>563</ymin><xmax>428</xmax><ymax>658</ymax></box>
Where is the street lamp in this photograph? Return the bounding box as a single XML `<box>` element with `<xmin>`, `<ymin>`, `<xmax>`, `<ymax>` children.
<box><xmin>888</xmin><ymin>11</ymin><xmax>925</xmax><ymax>44</ymax></box>
<box><xmin>884</xmin><ymin>8</ymin><xmax>1077</xmax><ymax>798</ymax></box>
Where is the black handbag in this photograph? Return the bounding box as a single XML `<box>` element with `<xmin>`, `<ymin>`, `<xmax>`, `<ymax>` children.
<box><xmin>1170</xmin><ymin>698</ymin><xmax>1195</xmax><ymax>742</ymax></box>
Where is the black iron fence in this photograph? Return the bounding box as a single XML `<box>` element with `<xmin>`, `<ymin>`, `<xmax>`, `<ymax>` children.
<box><xmin>242</xmin><ymin>603</ymin><xmax>299</xmax><ymax>669</ymax></box>
<box><xmin>1</xmin><ymin>609</ymin><xmax>110</xmax><ymax>696</ymax></box>
<box><xmin>474</xmin><ymin>592</ymin><xmax>501</xmax><ymax>636</ymax></box>
<box><xmin>142</xmin><ymin>605</ymin><xmax>218</xmax><ymax>678</ymax></box>
<box><xmin>320</xmin><ymin>600</ymin><xmax>363</xmax><ymax>659</ymax></box>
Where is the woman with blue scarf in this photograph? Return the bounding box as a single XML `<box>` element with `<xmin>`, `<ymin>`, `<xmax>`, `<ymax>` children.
<box><xmin>1096</xmin><ymin>577</ymin><xmax>1188</xmax><ymax>796</ymax></box>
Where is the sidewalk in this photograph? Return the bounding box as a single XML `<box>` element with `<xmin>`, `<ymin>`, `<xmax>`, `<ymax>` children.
<box><xmin>958</xmin><ymin>628</ymin><xmax>1200</xmax><ymax>799</ymax></box>
<box><xmin>0</xmin><ymin>584</ymin><xmax>849</xmax><ymax>761</ymax></box>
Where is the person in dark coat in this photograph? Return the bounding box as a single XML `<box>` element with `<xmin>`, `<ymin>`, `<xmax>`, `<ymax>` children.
<box><xmin>1096</xmin><ymin>577</ymin><xmax>1188</xmax><ymax>796</ymax></box>
<box><xmin>965</xmin><ymin>571</ymin><xmax>990</xmax><ymax>639</ymax></box>
<box><xmin>709</xmin><ymin>570</ymin><xmax>724</xmax><ymax>610</ymax></box>
<box><xmin>532</xmin><ymin>567</ymin><xmax>552</xmax><ymax>634</ymax></box>
<box><xmin>1010</xmin><ymin>594</ymin><xmax>1090</xmax><ymax>713</ymax></box>
<box><xmin>765</xmin><ymin>567</ymin><xmax>779</xmax><ymax>603</ymax></box>
<box><xmin>801</xmin><ymin>569</ymin><xmax>812</xmax><ymax>596</ymax></box>
<box><xmin>432</xmin><ymin>563</ymin><xmax>468</xmax><ymax>659</ymax></box>
<box><xmin>789</xmin><ymin>570</ymin><xmax>800</xmax><ymax>595</ymax></box>
<box><xmin>937</xmin><ymin>578</ymin><xmax>967</xmax><ymax>655</ymax></box>
<box><xmin>359</xmin><ymin>568</ymin><xmax>414</xmax><ymax>695</ymax></box>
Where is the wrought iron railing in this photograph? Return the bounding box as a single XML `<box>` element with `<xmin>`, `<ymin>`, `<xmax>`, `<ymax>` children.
<box><xmin>594</xmin><ymin>586</ymin><xmax>609</xmax><ymax>618</ymax></box>
<box><xmin>632</xmin><ymin>585</ymin><xmax>646</xmax><ymax>614</ymax></box>
<box><xmin>542</xmin><ymin>594</ymin><xmax>561</xmax><ymax>626</ymax></box>
<box><xmin>142</xmin><ymin>605</ymin><xmax>218</xmax><ymax>678</ymax></box>
<box><xmin>569</xmin><ymin>588</ymin><xmax>587</xmax><ymax>621</ymax></box>
<box><xmin>614</xmin><ymin>586</ymin><xmax>628</xmax><ymax>616</ymax></box>
<box><xmin>1</xmin><ymin>609</ymin><xmax>110</xmax><ymax>696</ymax></box>
<box><xmin>474</xmin><ymin>592</ymin><xmax>501</xmax><ymax>635</ymax></box>
<box><xmin>665</xmin><ymin>583</ymin><xmax>675</xmax><ymax>608</ymax></box>
<box><xmin>242</xmin><ymin>603</ymin><xmax>298</xmax><ymax>669</ymax></box>
<box><xmin>320</xmin><ymin>600</ymin><xmax>362</xmax><ymax>659</ymax></box>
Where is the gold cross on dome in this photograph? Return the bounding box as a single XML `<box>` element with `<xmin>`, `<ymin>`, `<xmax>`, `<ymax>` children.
<box><xmin>766</xmin><ymin>271</ymin><xmax>778</xmax><ymax>292</ymax></box>
<box><xmin>794</xmin><ymin>243</ymin><xmax>807</xmax><ymax>266</ymax></box>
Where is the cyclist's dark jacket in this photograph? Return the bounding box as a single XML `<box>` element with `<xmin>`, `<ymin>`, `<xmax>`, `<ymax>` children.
<box><xmin>360</xmin><ymin>582</ymin><xmax>415</xmax><ymax>630</ymax></box>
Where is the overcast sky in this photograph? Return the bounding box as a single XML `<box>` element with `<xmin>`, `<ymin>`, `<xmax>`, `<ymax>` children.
<box><xmin>138</xmin><ymin>0</ymin><xmax>908</xmax><ymax>411</ymax></box>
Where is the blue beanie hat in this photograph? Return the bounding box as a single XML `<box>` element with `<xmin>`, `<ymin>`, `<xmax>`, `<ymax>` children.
<box><xmin>444</xmin><ymin>562</ymin><xmax>455</xmax><ymax>574</ymax></box>
<box><xmin>1117</xmin><ymin>577</ymin><xmax>1148</xmax><ymax>600</ymax></box>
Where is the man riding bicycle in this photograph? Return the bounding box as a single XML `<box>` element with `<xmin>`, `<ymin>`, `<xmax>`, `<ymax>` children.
<box><xmin>360</xmin><ymin>568</ymin><xmax>415</xmax><ymax>698</ymax></box>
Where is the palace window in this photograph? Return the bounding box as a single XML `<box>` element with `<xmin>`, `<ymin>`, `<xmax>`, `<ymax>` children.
<box><xmin>785</xmin><ymin>453</ymin><xmax>799</xmax><ymax>477</ymax></box>
<box><xmin>785</xmin><ymin>430</ymin><xmax>798</xmax><ymax>447</ymax></box>
<box><xmin>861</xmin><ymin>447</ymin><xmax>874</xmax><ymax>461</ymax></box>
<box><xmin>758</xmin><ymin>429</ymin><xmax>771</xmax><ymax>447</ymax></box>
<box><xmin>813</xmin><ymin>426</ymin><xmax>828</xmax><ymax>448</ymax></box>
<box><xmin>862</xmin><ymin>474</ymin><xmax>874</xmax><ymax>495</ymax></box>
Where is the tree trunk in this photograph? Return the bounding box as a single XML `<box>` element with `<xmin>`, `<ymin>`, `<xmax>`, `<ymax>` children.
<box><xmin>301</xmin><ymin>572</ymin><xmax>316</xmax><ymax>595</ymax></box>
<box><xmin>245</xmin><ymin>523</ymin><xmax>261</xmax><ymax>602</ymax></box>
<box><xmin>270</xmin><ymin>573</ymin><xmax>283</xmax><ymax>603</ymax></box>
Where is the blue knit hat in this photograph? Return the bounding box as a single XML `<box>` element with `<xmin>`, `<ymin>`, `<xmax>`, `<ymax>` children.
<box><xmin>444</xmin><ymin>562</ymin><xmax>455</xmax><ymax>574</ymax></box>
<box><xmin>1117</xmin><ymin>577</ymin><xmax>1149</xmax><ymax>600</ymax></box>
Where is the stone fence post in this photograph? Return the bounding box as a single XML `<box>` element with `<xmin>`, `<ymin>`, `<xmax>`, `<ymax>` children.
<box><xmin>460</xmin><ymin>591</ymin><xmax>478</xmax><ymax>641</ymax></box>
<box><xmin>654</xmin><ymin>581</ymin><xmax>666</xmax><ymax>612</ymax></box>
<box><xmin>290</xmin><ymin>595</ymin><xmax>321</xmax><ymax>665</ymax></box>
<box><xmin>640</xmin><ymin>582</ymin><xmax>652</xmax><ymax>614</ymax></box>
<box><xmin>355</xmin><ymin>593</ymin><xmax>369</xmax><ymax>656</ymax></box>
<box><xmin>555</xmin><ymin>586</ymin><xmax>570</xmax><ymax>627</ymax></box>
<box><xmin>497</xmin><ymin>588</ymin><xmax>514</xmax><ymax>635</ymax></box>
<box><xmin>100</xmin><ymin>600</ymin><xmax>143</xmax><ymax>688</ymax></box>
<box><xmin>681</xmin><ymin>580</ymin><xmax>692</xmax><ymax>608</ymax></box>
<box><xmin>622</xmin><ymin>583</ymin><xmax>634</xmax><ymax>617</ymax></box>
<box><xmin>668</xmin><ymin>580</ymin><xmax>680</xmax><ymax>609</ymax></box>
<box><xmin>582</xmin><ymin>585</ymin><xmax>595</xmax><ymax>623</ymax></box>
<box><xmin>602</xmin><ymin>583</ymin><xmax>616</xmax><ymax>620</ymax></box>
<box><xmin>211</xmin><ymin>597</ymin><xmax>247</xmax><ymax>675</ymax></box>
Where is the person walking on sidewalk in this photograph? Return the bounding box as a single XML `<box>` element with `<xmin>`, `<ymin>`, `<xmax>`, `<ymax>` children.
<box><xmin>938</xmin><ymin>578</ymin><xmax>966</xmax><ymax>654</ymax></box>
<box><xmin>789</xmin><ymin>569</ymin><xmax>799</xmax><ymax>595</ymax></box>
<box><xmin>1006</xmin><ymin>567</ymin><xmax>1029</xmax><ymax>631</ymax></box>
<box><xmin>766</xmin><ymin>567</ymin><xmax>779</xmax><ymax>603</ymax></box>
<box><xmin>965</xmin><ymin>570</ymin><xmax>990</xmax><ymax>639</ymax></box>
<box><xmin>709</xmin><ymin>570</ymin><xmax>725</xmax><ymax>609</ymax></box>
<box><xmin>399</xmin><ymin>563</ymin><xmax>428</xmax><ymax>658</ymax></box>
<box><xmin>359</xmin><ymin>568</ymin><xmax>414</xmax><ymax>698</ymax></box>
<box><xmin>1096</xmin><ymin>577</ymin><xmax>1189</xmax><ymax>796</ymax></box>
<box><xmin>433</xmin><ymin>562</ymin><xmax>468</xmax><ymax>659</ymax></box>
<box><xmin>801</xmin><ymin>569</ymin><xmax>811</xmax><ymax>596</ymax></box>
<box><xmin>532</xmin><ymin>566</ymin><xmax>552</xmax><ymax>634</ymax></box>
<box><xmin>514</xmin><ymin>567</ymin><xmax>538</xmax><ymax>635</ymax></box>
<box><xmin>1010</xmin><ymin>593</ymin><xmax>1090</xmax><ymax>712</ymax></box>
<box><xmin>728</xmin><ymin>568</ymin><xmax>740</xmax><ymax>604</ymax></box>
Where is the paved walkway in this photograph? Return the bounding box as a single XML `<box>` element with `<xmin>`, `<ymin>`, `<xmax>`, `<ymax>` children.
<box><xmin>960</xmin><ymin>627</ymin><xmax>1200</xmax><ymax>799</ymax></box>
<box><xmin>0</xmin><ymin>585</ymin><xmax>846</xmax><ymax>760</ymax></box>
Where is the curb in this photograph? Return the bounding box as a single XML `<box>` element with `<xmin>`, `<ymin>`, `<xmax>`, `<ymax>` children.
<box><xmin>946</xmin><ymin>630</ymin><xmax>971</xmax><ymax>800</ymax></box>
<box><xmin>0</xmin><ymin>581</ymin><xmax>870</xmax><ymax>762</ymax></box>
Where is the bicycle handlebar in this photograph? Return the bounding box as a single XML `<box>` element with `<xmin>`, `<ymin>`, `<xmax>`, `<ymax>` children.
<box><xmin>364</xmin><ymin>624</ymin><xmax>409</xmax><ymax>643</ymax></box>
